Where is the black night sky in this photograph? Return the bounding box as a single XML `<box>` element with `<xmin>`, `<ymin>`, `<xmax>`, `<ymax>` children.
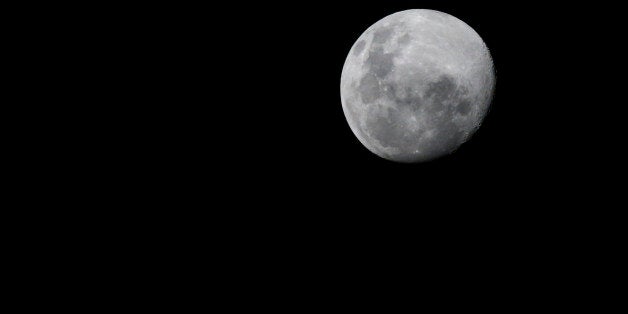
<box><xmin>19</xmin><ymin>0</ymin><xmax>623</xmax><ymax>296</ymax></box>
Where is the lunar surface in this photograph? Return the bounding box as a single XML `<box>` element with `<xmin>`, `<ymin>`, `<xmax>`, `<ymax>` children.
<box><xmin>341</xmin><ymin>9</ymin><xmax>495</xmax><ymax>162</ymax></box>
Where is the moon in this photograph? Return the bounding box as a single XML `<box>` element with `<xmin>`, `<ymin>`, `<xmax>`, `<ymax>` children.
<box><xmin>340</xmin><ymin>9</ymin><xmax>495</xmax><ymax>162</ymax></box>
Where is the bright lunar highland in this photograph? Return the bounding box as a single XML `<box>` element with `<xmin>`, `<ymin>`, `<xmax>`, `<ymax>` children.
<box><xmin>340</xmin><ymin>9</ymin><xmax>495</xmax><ymax>162</ymax></box>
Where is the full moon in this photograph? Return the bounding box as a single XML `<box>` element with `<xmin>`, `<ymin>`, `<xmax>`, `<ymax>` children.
<box><xmin>341</xmin><ymin>9</ymin><xmax>495</xmax><ymax>162</ymax></box>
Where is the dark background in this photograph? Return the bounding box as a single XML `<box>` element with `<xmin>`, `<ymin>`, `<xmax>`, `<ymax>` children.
<box><xmin>7</xmin><ymin>1</ymin><xmax>624</xmax><ymax>299</ymax></box>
